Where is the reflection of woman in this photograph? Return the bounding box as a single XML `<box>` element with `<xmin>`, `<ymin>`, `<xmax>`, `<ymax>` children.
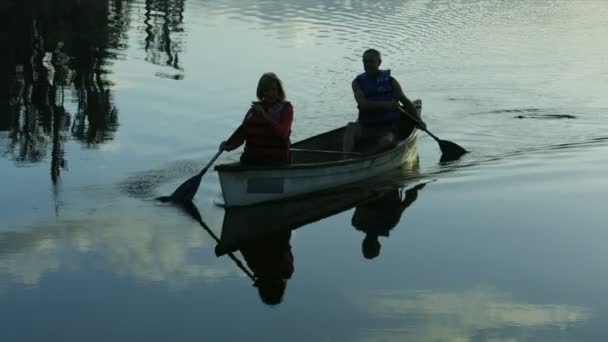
<box><xmin>239</xmin><ymin>230</ymin><xmax>294</xmax><ymax>305</ymax></box>
<box><xmin>352</xmin><ymin>183</ymin><xmax>426</xmax><ymax>259</ymax></box>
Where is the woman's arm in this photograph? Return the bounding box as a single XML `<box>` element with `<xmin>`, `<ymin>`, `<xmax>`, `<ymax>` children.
<box><xmin>223</xmin><ymin>109</ymin><xmax>254</xmax><ymax>150</ymax></box>
<box><xmin>223</xmin><ymin>125</ymin><xmax>245</xmax><ymax>151</ymax></box>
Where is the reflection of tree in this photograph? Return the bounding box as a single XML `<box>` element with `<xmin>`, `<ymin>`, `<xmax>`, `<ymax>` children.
<box><xmin>1</xmin><ymin>0</ymin><xmax>130</xmax><ymax>178</ymax></box>
<box><xmin>143</xmin><ymin>0</ymin><xmax>185</xmax><ymax>76</ymax></box>
<box><xmin>65</xmin><ymin>0</ymin><xmax>128</xmax><ymax>144</ymax></box>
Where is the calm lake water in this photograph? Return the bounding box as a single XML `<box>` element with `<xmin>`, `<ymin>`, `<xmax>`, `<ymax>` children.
<box><xmin>1</xmin><ymin>0</ymin><xmax>608</xmax><ymax>340</ymax></box>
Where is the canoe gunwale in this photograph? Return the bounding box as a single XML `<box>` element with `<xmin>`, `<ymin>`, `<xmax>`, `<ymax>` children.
<box><xmin>214</xmin><ymin>126</ymin><xmax>417</xmax><ymax>173</ymax></box>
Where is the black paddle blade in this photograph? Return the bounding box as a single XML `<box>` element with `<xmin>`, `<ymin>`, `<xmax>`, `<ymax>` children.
<box><xmin>155</xmin><ymin>172</ymin><xmax>203</xmax><ymax>203</ymax></box>
<box><xmin>438</xmin><ymin>139</ymin><xmax>468</xmax><ymax>162</ymax></box>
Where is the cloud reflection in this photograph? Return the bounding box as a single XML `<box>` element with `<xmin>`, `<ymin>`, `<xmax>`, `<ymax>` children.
<box><xmin>356</xmin><ymin>287</ymin><xmax>589</xmax><ymax>341</ymax></box>
<box><xmin>0</xmin><ymin>208</ymin><xmax>235</xmax><ymax>289</ymax></box>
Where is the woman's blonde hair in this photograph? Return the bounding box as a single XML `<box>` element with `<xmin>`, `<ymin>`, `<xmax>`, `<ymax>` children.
<box><xmin>256</xmin><ymin>72</ymin><xmax>287</xmax><ymax>102</ymax></box>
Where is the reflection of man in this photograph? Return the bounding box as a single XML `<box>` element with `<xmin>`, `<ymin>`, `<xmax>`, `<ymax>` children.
<box><xmin>352</xmin><ymin>183</ymin><xmax>426</xmax><ymax>259</ymax></box>
<box><xmin>239</xmin><ymin>230</ymin><xmax>294</xmax><ymax>306</ymax></box>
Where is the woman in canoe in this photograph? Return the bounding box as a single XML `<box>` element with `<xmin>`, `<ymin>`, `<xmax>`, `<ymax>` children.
<box><xmin>220</xmin><ymin>72</ymin><xmax>294</xmax><ymax>164</ymax></box>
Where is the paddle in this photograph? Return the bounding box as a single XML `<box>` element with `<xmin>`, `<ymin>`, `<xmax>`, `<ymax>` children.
<box><xmin>156</xmin><ymin>150</ymin><xmax>223</xmax><ymax>203</ymax></box>
<box><xmin>291</xmin><ymin>148</ymin><xmax>363</xmax><ymax>156</ymax></box>
<box><xmin>398</xmin><ymin>107</ymin><xmax>468</xmax><ymax>162</ymax></box>
<box><xmin>177</xmin><ymin>200</ymin><xmax>256</xmax><ymax>282</ymax></box>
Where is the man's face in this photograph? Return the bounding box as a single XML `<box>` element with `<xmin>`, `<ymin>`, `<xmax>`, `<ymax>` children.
<box><xmin>363</xmin><ymin>53</ymin><xmax>381</xmax><ymax>73</ymax></box>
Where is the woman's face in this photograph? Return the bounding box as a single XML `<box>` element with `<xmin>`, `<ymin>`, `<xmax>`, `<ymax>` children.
<box><xmin>262</xmin><ymin>81</ymin><xmax>279</xmax><ymax>104</ymax></box>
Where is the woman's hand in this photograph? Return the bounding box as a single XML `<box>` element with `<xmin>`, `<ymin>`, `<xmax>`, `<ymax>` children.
<box><xmin>252</xmin><ymin>102</ymin><xmax>265</xmax><ymax>114</ymax></box>
<box><xmin>252</xmin><ymin>102</ymin><xmax>271</xmax><ymax>120</ymax></box>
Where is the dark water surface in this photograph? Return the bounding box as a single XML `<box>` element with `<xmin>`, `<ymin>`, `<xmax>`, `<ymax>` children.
<box><xmin>1</xmin><ymin>0</ymin><xmax>608</xmax><ymax>340</ymax></box>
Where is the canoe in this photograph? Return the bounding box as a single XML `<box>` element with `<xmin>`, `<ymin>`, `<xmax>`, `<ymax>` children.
<box><xmin>214</xmin><ymin>100</ymin><xmax>422</xmax><ymax>207</ymax></box>
<box><xmin>215</xmin><ymin>158</ymin><xmax>420</xmax><ymax>256</ymax></box>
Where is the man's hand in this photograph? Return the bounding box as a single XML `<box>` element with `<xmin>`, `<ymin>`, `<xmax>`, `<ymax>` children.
<box><xmin>410</xmin><ymin>183</ymin><xmax>427</xmax><ymax>192</ymax></box>
<box><xmin>399</xmin><ymin>106</ymin><xmax>427</xmax><ymax>130</ymax></box>
<box><xmin>416</xmin><ymin>118</ymin><xmax>427</xmax><ymax>131</ymax></box>
<box><xmin>400</xmin><ymin>182</ymin><xmax>427</xmax><ymax>205</ymax></box>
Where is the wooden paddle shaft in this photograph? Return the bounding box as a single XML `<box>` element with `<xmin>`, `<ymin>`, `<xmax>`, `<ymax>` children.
<box><xmin>198</xmin><ymin>218</ymin><xmax>256</xmax><ymax>282</ymax></box>
<box><xmin>291</xmin><ymin>148</ymin><xmax>362</xmax><ymax>156</ymax></box>
<box><xmin>398</xmin><ymin>107</ymin><xmax>441</xmax><ymax>143</ymax></box>
<box><xmin>200</xmin><ymin>149</ymin><xmax>223</xmax><ymax>175</ymax></box>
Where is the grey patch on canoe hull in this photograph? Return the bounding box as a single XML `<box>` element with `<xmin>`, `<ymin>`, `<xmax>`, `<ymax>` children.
<box><xmin>247</xmin><ymin>178</ymin><xmax>284</xmax><ymax>193</ymax></box>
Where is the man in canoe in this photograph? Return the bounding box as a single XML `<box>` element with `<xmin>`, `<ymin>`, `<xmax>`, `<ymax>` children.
<box><xmin>344</xmin><ymin>49</ymin><xmax>426</xmax><ymax>153</ymax></box>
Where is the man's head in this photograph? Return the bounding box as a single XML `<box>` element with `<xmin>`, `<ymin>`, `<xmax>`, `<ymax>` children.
<box><xmin>362</xmin><ymin>234</ymin><xmax>381</xmax><ymax>259</ymax></box>
<box><xmin>362</xmin><ymin>49</ymin><xmax>382</xmax><ymax>75</ymax></box>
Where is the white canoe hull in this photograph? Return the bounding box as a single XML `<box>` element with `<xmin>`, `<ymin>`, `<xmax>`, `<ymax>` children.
<box><xmin>216</xmin><ymin>130</ymin><xmax>417</xmax><ymax>207</ymax></box>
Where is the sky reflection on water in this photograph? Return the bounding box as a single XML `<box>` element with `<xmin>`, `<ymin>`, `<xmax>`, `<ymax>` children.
<box><xmin>2</xmin><ymin>0</ymin><xmax>608</xmax><ymax>340</ymax></box>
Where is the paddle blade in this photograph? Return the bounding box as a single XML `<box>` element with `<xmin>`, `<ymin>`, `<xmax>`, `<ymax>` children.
<box><xmin>438</xmin><ymin>139</ymin><xmax>468</xmax><ymax>162</ymax></box>
<box><xmin>177</xmin><ymin>200</ymin><xmax>204</xmax><ymax>224</ymax></box>
<box><xmin>156</xmin><ymin>195</ymin><xmax>173</xmax><ymax>203</ymax></box>
<box><xmin>156</xmin><ymin>172</ymin><xmax>203</xmax><ymax>203</ymax></box>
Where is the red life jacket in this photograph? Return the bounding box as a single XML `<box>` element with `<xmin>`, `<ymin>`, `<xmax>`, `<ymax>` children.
<box><xmin>240</xmin><ymin>102</ymin><xmax>292</xmax><ymax>163</ymax></box>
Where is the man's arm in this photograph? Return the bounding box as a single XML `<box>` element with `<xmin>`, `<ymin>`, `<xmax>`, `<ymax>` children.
<box><xmin>352</xmin><ymin>79</ymin><xmax>399</xmax><ymax>114</ymax></box>
<box><xmin>391</xmin><ymin>78</ymin><xmax>426</xmax><ymax>129</ymax></box>
<box><xmin>400</xmin><ymin>183</ymin><xmax>426</xmax><ymax>209</ymax></box>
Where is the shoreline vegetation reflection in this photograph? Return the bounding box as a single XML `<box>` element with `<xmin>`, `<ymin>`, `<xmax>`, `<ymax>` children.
<box><xmin>0</xmin><ymin>0</ymin><xmax>186</xmax><ymax>185</ymax></box>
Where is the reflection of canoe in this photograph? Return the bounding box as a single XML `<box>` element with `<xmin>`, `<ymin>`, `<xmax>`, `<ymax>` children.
<box><xmin>214</xmin><ymin>102</ymin><xmax>421</xmax><ymax>207</ymax></box>
<box><xmin>215</xmin><ymin>157</ymin><xmax>420</xmax><ymax>256</ymax></box>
